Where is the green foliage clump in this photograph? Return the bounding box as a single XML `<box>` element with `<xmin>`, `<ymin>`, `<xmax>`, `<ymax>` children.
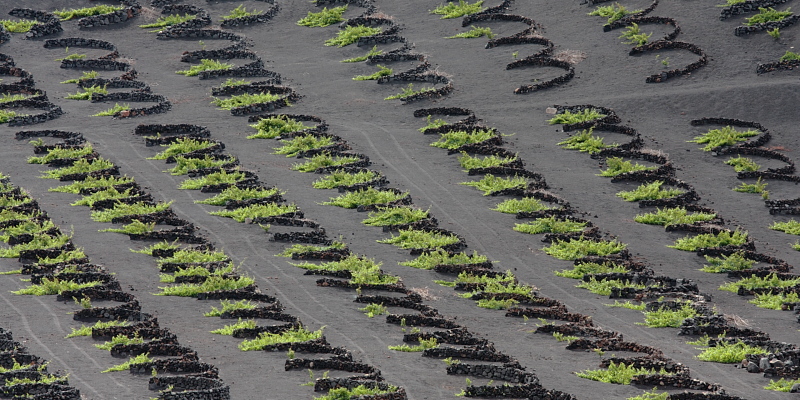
<box><xmin>669</xmin><ymin>230</ymin><xmax>748</xmax><ymax>251</ymax></box>
<box><xmin>0</xmin><ymin>93</ymin><xmax>31</xmax><ymax>104</ymax></box>
<box><xmin>274</xmin><ymin>135</ymin><xmax>334</xmax><ymax>157</ymax></box>
<box><xmin>616</xmin><ymin>181</ymin><xmax>683</xmax><ymax>202</ymax></box>
<box><xmin>55</xmin><ymin>52</ymin><xmax>87</xmax><ymax>61</ymax></box>
<box><xmin>589</xmin><ymin>3</ymin><xmax>642</xmax><ymax>24</ymax></box>
<box><xmin>249</xmin><ymin>116</ymin><xmax>311</xmax><ymax>139</ymax></box>
<box><xmin>389</xmin><ymin>338</ymin><xmax>438</xmax><ymax>352</ymax></box>
<box><xmin>514</xmin><ymin>216</ymin><xmax>587</xmax><ymax>235</ymax></box>
<box><xmin>179</xmin><ymin>169</ymin><xmax>246</xmax><ymax>190</ymax></box>
<box><xmin>719</xmin><ymin>273</ymin><xmax>800</xmax><ymax>293</ymax></box>
<box><xmin>0</xmin><ymin>233</ymin><xmax>73</xmax><ymax>258</ymax></box>
<box><xmin>746</xmin><ymin>7</ymin><xmax>792</xmax><ymax>25</ymax></box>
<box><xmin>0</xmin><ymin>19</ymin><xmax>38</xmax><ymax>33</ymax></box>
<box><xmin>297</xmin><ymin>5</ymin><xmax>347</xmax><ymax>27</ymax></box>
<box><xmin>362</xmin><ymin>207</ymin><xmax>429</xmax><ymax>227</ymax></box>
<box><xmin>771</xmin><ymin>219</ymin><xmax>800</xmax><ymax>235</ymax></box>
<box><xmin>0</xmin><ymin>209</ymin><xmax>41</xmax><ymax>223</ymax></box>
<box><xmin>418</xmin><ymin>115</ymin><xmax>448</xmax><ymax>133</ymax></box>
<box><xmin>157</xmin><ymin>249</ymin><xmax>228</xmax><ymax>265</ymax></box>
<box><xmin>292</xmin><ymin>255</ymin><xmax>380</xmax><ymax>273</ymax></box>
<box><xmin>137</xmin><ymin>239</ymin><xmax>188</xmax><ymax>261</ymax></box>
<box><xmin>697</xmin><ymin>340</ymin><xmax>766</xmax><ymax>363</ymax></box>
<box><xmin>160</xmin><ymin>263</ymin><xmax>234</xmax><ymax>283</ymax></box>
<box><xmin>323</xmin><ymin>187</ymin><xmax>407</xmax><ymax>208</ymax></box>
<box><xmin>100</xmin><ymin>220</ymin><xmax>155</xmax><ymax>235</ymax></box>
<box><xmin>431</xmin><ymin>0</ymin><xmax>485</xmax><ymax>19</ymax></box>
<box><xmin>168</xmin><ymin>155</ymin><xmax>236</xmax><ymax>175</ymax></box>
<box><xmin>764</xmin><ymin>378</ymin><xmax>800</xmax><ymax>392</ymax></box>
<box><xmin>221</xmin><ymin>78</ymin><xmax>249</xmax><ymax>87</ymax></box>
<box><xmin>151</xmin><ymin>137</ymin><xmax>215</xmax><ymax>160</ymax></box>
<box><xmin>90</xmin><ymin>201</ymin><xmax>173</xmax><ymax>222</ymax></box>
<box><xmin>49</xmin><ymin>176</ymin><xmax>133</xmax><ymax>194</ymax></box>
<box><xmin>0</xmin><ymin>110</ymin><xmax>22</xmax><ymax>124</ymax></box>
<box><xmin>548</xmin><ymin>109</ymin><xmax>606</xmax><ymax>125</ymax></box>
<box><xmin>780</xmin><ymin>51</ymin><xmax>800</xmax><ymax>61</ymax></box>
<box><xmin>92</xmin><ymin>103</ymin><xmax>130</xmax><ymax>117</ymax></box>
<box><xmin>360</xmin><ymin>303</ymin><xmax>388</xmax><ymax>318</ymax></box>
<box><xmin>139</xmin><ymin>13</ymin><xmax>196</xmax><ymax>30</ymax></box>
<box><xmin>750</xmin><ymin>292</ymin><xmax>800</xmax><ymax>310</ymax></box>
<box><xmin>205</xmin><ymin>299</ymin><xmax>256</xmax><ymax>317</ymax></box>
<box><xmin>552</xmin><ymin>332</ymin><xmax>579</xmax><ymax>342</ymax></box>
<box><xmin>12</xmin><ymin>278</ymin><xmax>100</xmax><ymax>296</ymax></box>
<box><xmin>477</xmin><ymin>298</ymin><xmax>520</xmax><ymax>309</ymax></box>
<box><xmin>724</xmin><ymin>156</ymin><xmax>760</xmax><ymax>172</ymax></box>
<box><xmin>209</xmin><ymin>203</ymin><xmax>298</xmax><ymax>222</ymax></box>
<box><xmin>634</xmin><ymin>207</ymin><xmax>716</xmax><ymax>227</ymax></box>
<box><xmin>627</xmin><ymin>388</ymin><xmax>669</xmax><ymax>400</ymax></box>
<box><xmin>378</xmin><ymin>229</ymin><xmax>461</xmax><ymax>250</ymax></box>
<box><xmin>54</xmin><ymin>5</ymin><xmax>123</xmax><ymax>20</ymax></box>
<box><xmin>292</xmin><ymin>153</ymin><xmax>361</xmax><ymax>172</ymax></box>
<box><xmin>353</xmin><ymin>64</ymin><xmax>393</xmax><ymax>81</ymax></box>
<box><xmin>0</xmin><ymin>220</ymin><xmax>57</xmax><ymax>242</ymax></box>
<box><xmin>558</xmin><ymin>129</ymin><xmax>615</xmax><ymax>154</ymax></box>
<box><xmin>718</xmin><ymin>0</ymin><xmax>747</xmax><ymax>5</ymax></box>
<box><xmin>222</xmin><ymin>4</ymin><xmax>262</xmax><ymax>20</ymax></box>
<box><xmin>65</xmin><ymin>85</ymin><xmax>108</xmax><ymax>100</ymax></box>
<box><xmin>35</xmin><ymin>249</ymin><xmax>87</xmax><ymax>265</ymax></box>
<box><xmin>597</xmin><ymin>157</ymin><xmax>656</xmax><ymax>177</ymax></box>
<box><xmin>385</xmin><ymin>83</ymin><xmax>437</xmax><ymax>101</ymax></box>
<box><xmin>577</xmin><ymin>278</ymin><xmax>653</xmax><ymax>295</ymax></box>
<box><xmin>448</xmin><ymin>26</ymin><xmax>495</xmax><ymax>39</ymax></box>
<box><xmin>400</xmin><ymin>249</ymin><xmax>487</xmax><ymax>269</ymax></box>
<box><xmin>66</xmin><ymin>320</ymin><xmax>129</xmax><ymax>338</ymax></box>
<box><xmin>733</xmin><ymin>177</ymin><xmax>769</xmax><ymax>197</ymax></box>
<box><xmin>689</xmin><ymin>126</ymin><xmax>759</xmax><ymax>151</ymax></box>
<box><xmin>451</xmin><ymin>271</ymin><xmax>529</xmax><ymax>296</ymax></box>
<box><xmin>210</xmin><ymin>318</ymin><xmax>256</xmax><ymax>335</ymax></box>
<box><xmin>458</xmin><ymin>153</ymin><xmax>517</xmax><ymax>170</ymax></box>
<box><xmin>213</xmin><ymin>92</ymin><xmax>282</xmax><ymax>110</ymax></box>
<box><xmin>641</xmin><ymin>303</ymin><xmax>698</xmax><ymax>327</ymax></box>
<box><xmin>176</xmin><ymin>59</ymin><xmax>233</xmax><ymax>77</ymax></box>
<box><xmin>493</xmin><ymin>197</ymin><xmax>551</xmax><ymax>214</ymax></box>
<box><xmin>325</xmin><ymin>25</ymin><xmax>382</xmax><ymax>47</ymax></box>
<box><xmin>291</xmin><ymin>255</ymin><xmax>392</xmax><ymax>286</ymax></box>
<box><xmin>619</xmin><ymin>23</ymin><xmax>651</xmax><ymax>46</ymax></box>
<box><xmin>341</xmin><ymin>45</ymin><xmax>383</xmax><ymax>63</ymax></box>
<box><xmin>577</xmin><ymin>362</ymin><xmax>671</xmax><ymax>385</ymax></box>
<box><xmin>239</xmin><ymin>326</ymin><xmax>324</xmax><ymax>351</ymax></box>
<box><xmin>156</xmin><ymin>276</ymin><xmax>255</xmax><ymax>297</ymax></box>
<box><xmin>275</xmin><ymin>242</ymin><xmax>346</xmax><ymax>257</ymax></box>
<box><xmin>71</xmin><ymin>187</ymin><xmax>139</xmax><ymax>207</ymax></box>
<box><xmin>555</xmin><ymin>262</ymin><xmax>628</xmax><ymax>279</ymax></box>
<box><xmin>0</xmin><ymin>194</ymin><xmax>32</xmax><ymax>208</ymax></box>
<box><xmin>606</xmin><ymin>300</ymin><xmax>646</xmax><ymax>310</ymax></box>
<box><xmin>315</xmin><ymin>385</ymin><xmax>399</xmax><ymax>400</ymax></box>
<box><xmin>543</xmin><ymin>238</ymin><xmax>627</xmax><ymax>260</ymax></box>
<box><xmin>313</xmin><ymin>169</ymin><xmax>378</xmax><ymax>189</ymax></box>
<box><xmin>28</xmin><ymin>145</ymin><xmax>95</xmax><ymax>164</ymax></box>
<box><xmin>60</xmin><ymin>71</ymin><xmax>99</xmax><ymax>84</ymax></box>
<box><xmin>101</xmin><ymin>353</ymin><xmax>153</xmax><ymax>373</ymax></box>
<box><xmin>431</xmin><ymin>129</ymin><xmax>495</xmax><ymax>149</ymax></box>
<box><xmin>95</xmin><ymin>334</ymin><xmax>143</xmax><ymax>350</ymax></box>
<box><xmin>40</xmin><ymin>157</ymin><xmax>115</xmax><ymax>179</ymax></box>
<box><xmin>700</xmin><ymin>252</ymin><xmax>754</xmax><ymax>273</ymax></box>
<box><xmin>460</xmin><ymin>174</ymin><xmax>527</xmax><ymax>195</ymax></box>
<box><xmin>196</xmin><ymin>186</ymin><xmax>281</xmax><ymax>206</ymax></box>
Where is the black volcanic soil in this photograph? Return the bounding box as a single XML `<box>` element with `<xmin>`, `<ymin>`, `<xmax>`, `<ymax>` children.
<box><xmin>1</xmin><ymin>0</ymin><xmax>799</xmax><ymax>399</ymax></box>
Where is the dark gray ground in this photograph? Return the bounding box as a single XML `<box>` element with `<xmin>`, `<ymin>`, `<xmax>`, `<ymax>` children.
<box><xmin>1</xmin><ymin>0</ymin><xmax>799</xmax><ymax>399</ymax></box>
